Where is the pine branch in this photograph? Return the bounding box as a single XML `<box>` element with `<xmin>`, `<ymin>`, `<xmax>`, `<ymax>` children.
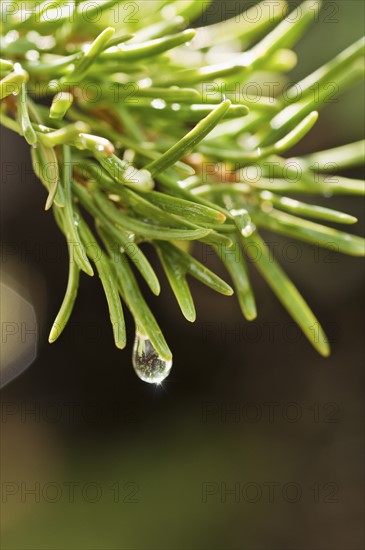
<box><xmin>1</xmin><ymin>0</ymin><xmax>364</xmax><ymax>383</ymax></box>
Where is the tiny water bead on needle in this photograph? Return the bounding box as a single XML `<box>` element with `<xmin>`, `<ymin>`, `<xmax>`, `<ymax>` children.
<box><xmin>132</xmin><ymin>332</ymin><xmax>172</xmax><ymax>385</ymax></box>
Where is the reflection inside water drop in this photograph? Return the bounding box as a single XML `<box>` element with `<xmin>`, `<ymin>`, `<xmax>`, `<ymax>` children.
<box><xmin>132</xmin><ymin>332</ymin><xmax>172</xmax><ymax>384</ymax></box>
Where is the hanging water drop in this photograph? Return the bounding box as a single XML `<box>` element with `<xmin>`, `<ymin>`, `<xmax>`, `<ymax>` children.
<box><xmin>132</xmin><ymin>332</ymin><xmax>172</xmax><ymax>384</ymax></box>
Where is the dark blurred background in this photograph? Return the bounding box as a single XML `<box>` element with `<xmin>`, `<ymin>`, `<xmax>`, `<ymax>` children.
<box><xmin>1</xmin><ymin>1</ymin><xmax>364</xmax><ymax>548</ymax></box>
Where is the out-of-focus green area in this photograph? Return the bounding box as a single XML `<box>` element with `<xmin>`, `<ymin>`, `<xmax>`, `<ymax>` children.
<box><xmin>1</xmin><ymin>1</ymin><xmax>364</xmax><ymax>549</ymax></box>
<box><xmin>290</xmin><ymin>0</ymin><xmax>364</xmax><ymax>145</ymax></box>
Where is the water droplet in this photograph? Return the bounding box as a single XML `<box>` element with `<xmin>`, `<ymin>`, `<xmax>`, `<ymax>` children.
<box><xmin>25</xmin><ymin>49</ymin><xmax>40</xmax><ymax>61</ymax></box>
<box><xmin>230</xmin><ymin>208</ymin><xmax>256</xmax><ymax>237</ymax></box>
<box><xmin>151</xmin><ymin>99</ymin><xmax>166</xmax><ymax>110</ymax></box>
<box><xmin>5</xmin><ymin>30</ymin><xmax>19</xmax><ymax>43</ymax></box>
<box><xmin>241</xmin><ymin>222</ymin><xmax>256</xmax><ymax>237</ymax></box>
<box><xmin>138</xmin><ymin>77</ymin><xmax>152</xmax><ymax>88</ymax></box>
<box><xmin>132</xmin><ymin>332</ymin><xmax>172</xmax><ymax>385</ymax></box>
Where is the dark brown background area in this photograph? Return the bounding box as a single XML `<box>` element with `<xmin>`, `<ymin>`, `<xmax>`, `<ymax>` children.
<box><xmin>1</xmin><ymin>1</ymin><xmax>364</xmax><ymax>548</ymax></box>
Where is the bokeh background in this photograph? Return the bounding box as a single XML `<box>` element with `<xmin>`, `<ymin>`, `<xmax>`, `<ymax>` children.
<box><xmin>1</xmin><ymin>1</ymin><xmax>364</xmax><ymax>548</ymax></box>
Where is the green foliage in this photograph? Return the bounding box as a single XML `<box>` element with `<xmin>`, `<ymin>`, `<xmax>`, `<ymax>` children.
<box><xmin>1</xmin><ymin>0</ymin><xmax>364</xmax><ymax>363</ymax></box>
